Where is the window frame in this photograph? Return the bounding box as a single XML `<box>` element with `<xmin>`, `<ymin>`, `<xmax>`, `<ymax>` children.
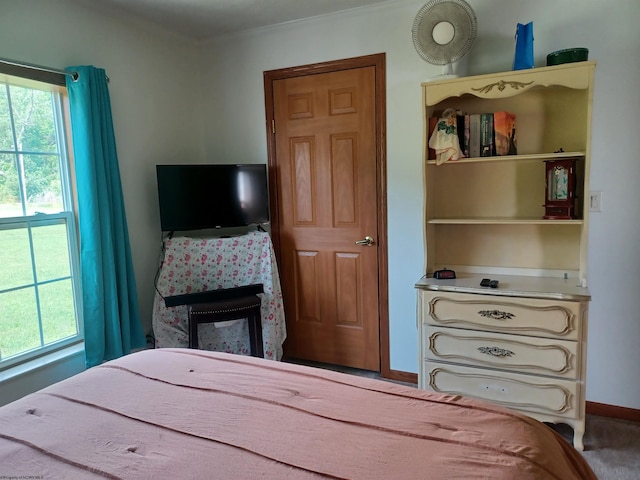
<box><xmin>0</xmin><ymin>71</ymin><xmax>83</xmax><ymax>370</ymax></box>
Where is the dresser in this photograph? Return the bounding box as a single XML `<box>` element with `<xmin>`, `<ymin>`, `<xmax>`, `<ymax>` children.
<box><xmin>416</xmin><ymin>275</ymin><xmax>590</xmax><ymax>450</ymax></box>
<box><xmin>416</xmin><ymin>62</ymin><xmax>595</xmax><ymax>450</ymax></box>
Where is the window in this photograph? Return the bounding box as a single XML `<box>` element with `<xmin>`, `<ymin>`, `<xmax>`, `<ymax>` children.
<box><xmin>0</xmin><ymin>74</ymin><xmax>82</xmax><ymax>368</ymax></box>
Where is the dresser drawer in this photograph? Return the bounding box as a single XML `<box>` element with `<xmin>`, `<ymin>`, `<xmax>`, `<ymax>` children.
<box><xmin>420</xmin><ymin>291</ymin><xmax>582</xmax><ymax>340</ymax></box>
<box><xmin>423</xmin><ymin>362</ymin><xmax>579</xmax><ymax>419</ymax></box>
<box><xmin>423</xmin><ymin>325</ymin><xmax>579</xmax><ymax>379</ymax></box>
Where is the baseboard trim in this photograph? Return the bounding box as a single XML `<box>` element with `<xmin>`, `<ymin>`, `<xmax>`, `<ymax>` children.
<box><xmin>586</xmin><ymin>401</ymin><xmax>640</xmax><ymax>422</ymax></box>
<box><xmin>384</xmin><ymin>369</ymin><xmax>418</xmax><ymax>385</ymax></box>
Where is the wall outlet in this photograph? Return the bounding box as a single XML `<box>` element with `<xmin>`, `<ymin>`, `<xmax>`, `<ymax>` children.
<box><xmin>589</xmin><ymin>191</ymin><xmax>602</xmax><ymax>212</ymax></box>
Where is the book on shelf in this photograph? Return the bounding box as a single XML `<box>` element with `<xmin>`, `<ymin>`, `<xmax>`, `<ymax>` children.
<box><xmin>456</xmin><ymin>113</ymin><xmax>467</xmax><ymax>158</ymax></box>
<box><xmin>468</xmin><ymin>113</ymin><xmax>481</xmax><ymax>158</ymax></box>
<box><xmin>463</xmin><ymin>114</ymin><xmax>470</xmax><ymax>158</ymax></box>
<box><xmin>430</xmin><ymin>110</ymin><xmax>514</xmax><ymax>161</ymax></box>
<box><xmin>494</xmin><ymin>111</ymin><xmax>517</xmax><ymax>155</ymax></box>
<box><xmin>480</xmin><ymin>112</ymin><xmax>495</xmax><ymax>157</ymax></box>
<box><xmin>427</xmin><ymin>116</ymin><xmax>438</xmax><ymax>160</ymax></box>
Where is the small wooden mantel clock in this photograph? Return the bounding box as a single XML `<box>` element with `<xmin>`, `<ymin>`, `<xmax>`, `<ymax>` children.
<box><xmin>543</xmin><ymin>158</ymin><xmax>577</xmax><ymax>219</ymax></box>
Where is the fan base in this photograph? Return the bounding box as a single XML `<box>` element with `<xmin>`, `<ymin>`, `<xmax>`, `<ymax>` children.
<box><xmin>425</xmin><ymin>73</ymin><xmax>459</xmax><ymax>82</ymax></box>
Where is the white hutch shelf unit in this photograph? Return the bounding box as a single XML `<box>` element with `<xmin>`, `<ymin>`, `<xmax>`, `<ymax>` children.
<box><xmin>416</xmin><ymin>61</ymin><xmax>596</xmax><ymax>450</ymax></box>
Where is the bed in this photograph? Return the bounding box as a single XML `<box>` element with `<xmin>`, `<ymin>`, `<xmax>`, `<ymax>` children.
<box><xmin>0</xmin><ymin>348</ymin><xmax>596</xmax><ymax>479</ymax></box>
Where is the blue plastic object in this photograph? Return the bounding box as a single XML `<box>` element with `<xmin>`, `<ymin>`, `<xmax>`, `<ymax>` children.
<box><xmin>514</xmin><ymin>22</ymin><xmax>534</xmax><ymax>70</ymax></box>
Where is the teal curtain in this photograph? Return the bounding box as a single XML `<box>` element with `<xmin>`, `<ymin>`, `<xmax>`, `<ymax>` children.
<box><xmin>65</xmin><ymin>66</ymin><xmax>145</xmax><ymax>368</ymax></box>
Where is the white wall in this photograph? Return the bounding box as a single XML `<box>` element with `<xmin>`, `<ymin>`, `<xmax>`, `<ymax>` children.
<box><xmin>1</xmin><ymin>0</ymin><xmax>205</xmax><ymax>331</ymax></box>
<box><xmin>198</xmin><ymin>0</ymin><xmax>640</xmax><ymax>410</ymax></box>
<box><xmin>0</xmin><ymin>0</ymin><xmax>205</xmax><ymax>401</ymax></box>
<box><xmin>0</xmin><ymin>0</ymin><xmax>639</xmax><ymax>411</ymax></box>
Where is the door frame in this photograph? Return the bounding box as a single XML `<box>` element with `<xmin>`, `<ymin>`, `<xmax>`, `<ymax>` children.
<box><xmin>264</xmin><ymin>53</ymin><xmax>397</xmax><ymax>379</ymax></box>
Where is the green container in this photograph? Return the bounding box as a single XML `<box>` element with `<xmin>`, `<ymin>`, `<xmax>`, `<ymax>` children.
<box><xmin>547</xmin><ymin>48</ymin><xmax>589</xmax><ymax>66</ymax></box>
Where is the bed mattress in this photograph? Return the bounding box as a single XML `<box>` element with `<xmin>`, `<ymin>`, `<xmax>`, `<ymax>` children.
<box><xmin>0</xmin><ymin>348</ymin><xmax>596</xmax><ymax>479</ymax></box>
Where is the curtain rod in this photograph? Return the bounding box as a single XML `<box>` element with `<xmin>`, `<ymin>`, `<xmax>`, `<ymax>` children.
<box><xmin>0</xmin><ymin>57</ymin><xmax>78</xmax><ymax>81</ymax></box>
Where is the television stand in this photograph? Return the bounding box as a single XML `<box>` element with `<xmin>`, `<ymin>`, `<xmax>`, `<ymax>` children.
<box><xmin>151</xmin><ymin>230</ymin><xmax>286</xmax><ymax>360</ymax></box>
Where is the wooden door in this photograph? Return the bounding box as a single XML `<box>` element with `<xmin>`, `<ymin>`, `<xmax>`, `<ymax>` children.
<box><xmin>265</xmin><ymin>56</ymin><xmax>386</xmax><ymax>371</ymax></box>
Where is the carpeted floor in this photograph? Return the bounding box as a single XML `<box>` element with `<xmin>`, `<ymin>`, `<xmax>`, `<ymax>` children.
<box><xmin>553</xmin><ymin>415</ymin><xmax>640</xmax><ymax>480</ymax></box>
<box><xmin>284</xmin><ymin>358</ymin><xmax>640</xmax><ymax>479</ymax></box>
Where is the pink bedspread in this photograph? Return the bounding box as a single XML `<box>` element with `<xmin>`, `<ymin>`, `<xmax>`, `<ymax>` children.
<box><xmin>0</xmin><ymin>349</ymin><xmax>596</xmax><ymax>479</ymax></box>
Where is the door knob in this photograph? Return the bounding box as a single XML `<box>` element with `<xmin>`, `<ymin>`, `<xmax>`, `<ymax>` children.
<box><xmin>355</xmin><ymin>236</ymin><xmax>375</xmax><ymax>246</ymax></box>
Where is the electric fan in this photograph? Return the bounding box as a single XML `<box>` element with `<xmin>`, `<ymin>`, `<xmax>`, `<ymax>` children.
<box><xmin>412</xmin><ymin>0</ymin><xmax>477</xmax><ymax>79</ymax></box>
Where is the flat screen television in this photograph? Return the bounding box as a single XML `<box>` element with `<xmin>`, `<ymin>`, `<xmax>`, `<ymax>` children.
<box><xmin>156</xmin><ymin>164</ymin><xmax>269</xmax><ymax>232</ymax></box>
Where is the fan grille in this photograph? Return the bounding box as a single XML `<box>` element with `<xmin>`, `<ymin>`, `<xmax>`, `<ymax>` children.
<box><xmin>412</xmin><ymin>0</ymin><xmax>477</xmax><ymax>66</ymax></box>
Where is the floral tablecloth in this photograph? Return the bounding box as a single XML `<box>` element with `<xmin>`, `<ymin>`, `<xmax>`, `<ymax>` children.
<box><xmin>152</xmin><ymin>231</ymin><xmax>286</xmax><ymax>360</ymax></box>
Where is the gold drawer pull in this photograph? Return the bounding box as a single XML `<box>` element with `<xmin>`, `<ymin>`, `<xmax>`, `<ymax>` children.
<box><xmin>478</xmin><ymin>346</ymin><xmax>514</xmax><ymax>357</ymax></box>
<box><xmin>478</xmin><ymin>309</ymin><xmax>515</xmax><ymax>320</ymax></box>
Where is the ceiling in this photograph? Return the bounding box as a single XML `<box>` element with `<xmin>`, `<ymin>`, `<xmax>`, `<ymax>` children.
<box><xmin>74</xmin><ymin>0</ymin><xmax>393</xmax><ymax>40</ymax></box>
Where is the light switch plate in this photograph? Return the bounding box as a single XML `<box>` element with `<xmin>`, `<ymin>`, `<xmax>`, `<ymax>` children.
<box><xmin>589</xmin><ymin>191</ymin><xmax>602</xmax><ymax>212</ymax></box>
